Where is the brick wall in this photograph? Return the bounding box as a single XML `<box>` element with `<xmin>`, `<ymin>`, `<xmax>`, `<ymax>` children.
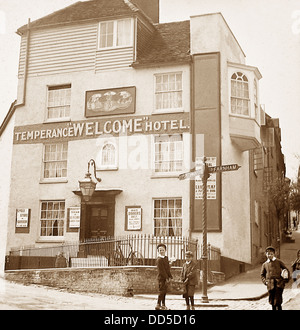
<box><xmin>5</xmin><ymin>266</ymin><xmax>188</xmax><ymax>296</ymax></box>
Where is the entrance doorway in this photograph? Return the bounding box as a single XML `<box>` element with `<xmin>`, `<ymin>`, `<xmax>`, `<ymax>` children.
<box><xmin>86</xmin><ymin>205</ymin><xmax>114</xmax><ymax>239</ymax></box>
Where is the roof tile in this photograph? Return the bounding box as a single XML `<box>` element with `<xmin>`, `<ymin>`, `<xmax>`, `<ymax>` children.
<box><xmin>134</xmin><ymin>20</ymin><xmax>191</xmax><ymax>66</ymax></box>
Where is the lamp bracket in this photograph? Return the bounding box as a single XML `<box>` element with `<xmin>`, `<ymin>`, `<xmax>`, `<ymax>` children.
<box><xmin>87</xmin><ymin>159</ymin><xmax>101</xmax><ymax>182</ymax></box>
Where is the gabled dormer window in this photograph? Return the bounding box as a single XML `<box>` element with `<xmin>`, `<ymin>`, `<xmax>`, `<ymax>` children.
<box><xmin>98</xmin><ymin>18</ymin><xmax>133</xmax><ymax>50</ymax></box>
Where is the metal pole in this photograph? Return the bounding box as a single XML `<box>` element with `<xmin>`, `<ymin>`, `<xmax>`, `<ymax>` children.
<box><xmin>201</xmin><ymin>158</ymin><xmax>209</xmax><ymax>303</ymax></box>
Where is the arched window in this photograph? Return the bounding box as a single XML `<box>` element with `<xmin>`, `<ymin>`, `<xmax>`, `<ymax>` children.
<box><xmin>231</xmin><ymin>72</ymin><xmax>249</xmax><ymax>116</ymax></box>
<box><xmin>101</xmin><ymin>142</ymin><xmax>116</xmax><ymax>167</ymax></box>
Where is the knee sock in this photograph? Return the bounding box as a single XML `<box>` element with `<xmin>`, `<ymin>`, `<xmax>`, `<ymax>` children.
<box><xmin>157</xmin><ymin>293</ymin><xmax>164</xmax><ymax>305</ymax></box>
<box><xmin>190</xmin><ymin>296</ymin><xmax>194</xmax><ymax>306</ymax></box>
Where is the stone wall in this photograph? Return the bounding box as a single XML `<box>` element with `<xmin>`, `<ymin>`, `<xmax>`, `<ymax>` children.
<box><xmin>5</xmin><ymin>266</ymin><xmax>224</xmax><ymax>296</ymax></box>
<box><xmin>5</xmin><ymin>266</ymin><xmax>183</xmax><ymax>296</ymax></box>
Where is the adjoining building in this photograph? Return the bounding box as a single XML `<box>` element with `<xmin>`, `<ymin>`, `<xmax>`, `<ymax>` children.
<box><xmin>5</xmin><ymin>0</ymin><xmax>285</xmax><ymax>274</ymax></box>
<box><xmin>0</xmin><ymin>101</ymin><xmax>17</xmax><ymax>276</ymax></box>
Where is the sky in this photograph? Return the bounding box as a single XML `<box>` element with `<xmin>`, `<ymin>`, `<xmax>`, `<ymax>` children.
<box><xmin>0</xmin><ymin>0</ymin><xmax>299</xmax><ymax>180</ymax></box>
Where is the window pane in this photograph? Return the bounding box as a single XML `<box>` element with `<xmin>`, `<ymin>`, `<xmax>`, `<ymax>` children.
<box><xmin>155</xmin><ymin>73</ymin><xmax>182</xmax><ymax>110</ymax></box>
<box><xmin>153</xmin><ymin>198</ymin><xmax>182</xmax><ymax>237</ymax></box>
<box><xmin>47</xmin><ymin>86</ymin><xmax>71</xmax><ymax>120</ymax></box>
<box><xmin>117</xmin><ymin>19</ymin><xmax>131</xmax><ymax>46</ymax></box>
<box><xmin>154</xmin><ymin>135</ymin><xmax>183</xmax><ymax>173</ymax></box>
<box><xmin>43</xmin><ymin>143</ymin><xmax>68</xmax><ymax>178</ymax></box>
<box><xmin>40</xmin><ymin>200</ymin><xmax>65</xmax><ymax>237</ymax></box>
<box><xmin>231</xmin><ymin>72</ymin><xmax>249</xmax><ymax>116</ymax></box>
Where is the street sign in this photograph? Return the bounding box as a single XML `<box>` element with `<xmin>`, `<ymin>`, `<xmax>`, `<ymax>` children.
<box><xmin>208</xmin><ymin>164</ymin><xmax>241</xmax><ymax>173</ymax></box>
<box><xmin>179</xmin><ymin>164</ymin><xmax>240</xmax><ymax>180</ymax></box>
<box><xmin>178</xmin><ymin>169</ymin><xmax>203</xmax><ymax>180</ymax></box>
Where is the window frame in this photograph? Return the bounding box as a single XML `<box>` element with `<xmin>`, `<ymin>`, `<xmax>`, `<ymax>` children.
<box><xmin>42</xmin><ymin>142</ymin><xmax>68</xmax><ymax>182</ymax></box>
<box><xmin>98</xmin><ymin>141</ymin><xmax>118</xmax><ymax>170</ymax></box>
<box><xmin>154</xmin><ymin>72</ymin><xmax>183</xmax><ymax>113</ymax></box>
<box><xmin>230</xmin><ymin>72</ymin><xmax>250</xmax><ymax>117</ymax></box>
<box><xmin>153</xmin><ymin>197</ymin><xmax>183</xmax><ymax>237</ymax></box>
<box><xmin>97</xmin><ymin>18</ymin><xmax>134</xmax><ymax>50</ymax></box>
<box><xmin>39</xmin><ymin>200</ymin><xmax>65</xmax><ymax>239</ymax></box>
<box><xmin>46</xmin><ymin>84</ymin><xmax>71</xmax><ymax>122</ymax></box>
<box><xmin>153</xmin><ymin>134</ymin><xmax>183</xmax><ymax>174</ymax></box>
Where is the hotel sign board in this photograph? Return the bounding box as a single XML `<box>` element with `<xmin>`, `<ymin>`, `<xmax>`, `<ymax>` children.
<box><xmin>13</xmin><ymin>113</ymin><xmax>190</xmax><ymax>144</ymax></box>
<box><xmin>85</xmin><ymin>86</ymin><xmax>136</xmax><ymax>117</ymax></box>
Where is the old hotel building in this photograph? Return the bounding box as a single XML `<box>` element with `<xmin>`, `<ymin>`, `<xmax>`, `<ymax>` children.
<box><xmin>5</xmin><ymin>0</ymin><xmax>285</xmax><ymax>271</ymax></box>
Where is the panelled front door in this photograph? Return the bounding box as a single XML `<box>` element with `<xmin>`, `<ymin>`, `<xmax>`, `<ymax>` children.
<box><xmin>87</xmin><ymin>205</ymin><xmax>114</xmax><ymax>239</ymax></box>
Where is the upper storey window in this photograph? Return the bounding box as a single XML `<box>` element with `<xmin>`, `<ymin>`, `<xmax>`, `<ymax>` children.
<box><xmin>230</xmin><ymin>72</ymin><xmax>249</xmax><ymax>116</ymax></box>
<box><xmin>155</xmin><ymin>72</ymin><xmax>183</xmax><ymax>112</ymax></box>
<box><xmin>47</xmin><ymin>85</ymin><xmax>71</xmax><ymax>121</ymax></box>
<box><xmin>98</xmin><ymin>18</ymin><xmax>133</xmax><ymax>49</ymax></box>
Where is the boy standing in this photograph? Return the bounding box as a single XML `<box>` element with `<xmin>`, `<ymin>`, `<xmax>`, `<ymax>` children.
<box><xmin>181</xmin><ymin>251</ymin><xmax>198</xmax><ymax>310</ymax></box>
<box><xmin>155</xmin><ymin>243</ymin><xmax>173</xmax><ymax>310</ymax></box>
<box><xmin>260</xmin><ymin>246</ymin><xmax>290</xmax><ymax>310</ymax></box>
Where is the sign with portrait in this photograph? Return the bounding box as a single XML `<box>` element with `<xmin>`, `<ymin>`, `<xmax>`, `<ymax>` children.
<box><xmin>85</xmin><ymin>86</ymin><xmax>136</xmax><ymax>117</ymax></box>
<box><xmin>125</xmin><ymin>206</ymin><xmax>142</xmax><ymax>231</ymax></box>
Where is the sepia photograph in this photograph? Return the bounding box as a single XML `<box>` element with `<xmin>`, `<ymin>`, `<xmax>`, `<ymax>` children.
<box><xmin>0</xmin><ymin>0</ymin><xmax>300</xmax><ymax>316</ymax></box>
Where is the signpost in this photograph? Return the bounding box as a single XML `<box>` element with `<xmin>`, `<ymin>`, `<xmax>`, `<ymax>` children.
<box><xmin>179</xmin><ymin>158</ymin><xmax>241</xmax><ymax>303</ymax></box>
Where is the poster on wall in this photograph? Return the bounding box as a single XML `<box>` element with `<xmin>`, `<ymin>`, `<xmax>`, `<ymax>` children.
<box><xmin>195</xmin><ymin>157</ymin><xmax>217</xmax><ymax>200</ymax></box>
<box><xmin>16</xmin><ymin>208</ymin><xmax>30</xmax><ymax>228</ymax></box>
<box><xmin>85</xmin><ymin>86</ymin><xmax>136</xmax><ymax>117</ymax></box>
<box><xmin>69</xmin><ymin>207</ymin><xmax>81</xmax><ymax>228</ymax></box>
<box><xmin>125</xmin><ymin>206</ymin><xmax>142</xmax><ymax>231</ymax></box>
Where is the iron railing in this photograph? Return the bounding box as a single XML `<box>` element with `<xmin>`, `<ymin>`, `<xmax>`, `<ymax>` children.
<box><xmin>6</xmin><ymin>234</ymin><xmax>221</xmax><ymax>271</ymax></box>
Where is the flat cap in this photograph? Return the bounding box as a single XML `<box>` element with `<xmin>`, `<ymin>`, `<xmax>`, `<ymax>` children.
<box><xmin>265</xmin><ymin>246</ymin><xmax>275</xmax><ymax>252</ymax></box>
<box><xmin>157</xmin><ymin>243</ymin><xmax>167</xmax><ymax>250</ymax></box>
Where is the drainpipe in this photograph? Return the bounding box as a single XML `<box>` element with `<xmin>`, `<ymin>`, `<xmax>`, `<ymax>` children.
<box><xmin>189</xmin><ymin>55</ymin><xmax>194</xmax><ymax>241</ymax></box>
<box><xmin>15</xmin><ymin>18</ymin><xmax>31</xmax><ymax>109</ymax></box>
<box><xmin>0</xmin><ymin>19</ymin><xmax>30</xmax><ymax>137</ymax></box>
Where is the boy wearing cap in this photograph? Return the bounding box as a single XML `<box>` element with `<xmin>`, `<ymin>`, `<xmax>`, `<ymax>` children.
<box><xmin>155</xmin><ymin>243</ymin><xmax>173</xmax><ymax>310</ymax></box>
<box><xmin>261</xmin><ymin>246</ymin><xmax>290</xmax><ymax>310</ymax></box>
<box><xmin>181</xmin><ymin>251</ymin><xmax>198</xmax><ymax>310</ymax></box>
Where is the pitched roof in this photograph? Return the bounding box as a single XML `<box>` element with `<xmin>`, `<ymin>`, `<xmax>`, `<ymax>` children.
<box><xmin>16</xmin><ymin>0</ymin><xmax>191</xmax><ymax>67</ymax></box>
<box><xmin>0</xmin><ymin>100</ymin><xmax>17</xmax><ymax>137</ymax></box>
<box><xmin>17</xmin><ymin>0</ymin><xmax>142</xmax><ymax>33</ymax></box>
<box><xmin>133</xmin><ymin>20</ymin><xmax>191</xmax><ymax>67</ymax></box>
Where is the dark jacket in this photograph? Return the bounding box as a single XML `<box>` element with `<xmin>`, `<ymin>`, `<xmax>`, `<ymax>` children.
<box><xmin>261</xmin><ymin>258</ymin><xmax>289</xmax><ymax>290</ymax></box>
<box><xmin>181</xmin><ymin>260</ymin><xmax>198</xmax><ymax>286</ymax></box>
<box><xmin>157</xmin><ymin>256</ymin><xmax>172</xmax><ymax>280</ymax></box>
<box><xmin>292</xmin><ymin>258</ymin><xmax>300</xmax><ymax>272</ymax></box>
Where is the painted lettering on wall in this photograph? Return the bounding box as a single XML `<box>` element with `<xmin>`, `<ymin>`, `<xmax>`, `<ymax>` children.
<box><xmin>13</xmin><ymin>114</ymin><xmax>190</xmax><ymax>144</ymax></box>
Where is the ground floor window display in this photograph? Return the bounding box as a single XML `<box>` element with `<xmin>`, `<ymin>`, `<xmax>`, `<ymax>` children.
<box><xmin>153</xmin><ymin>198</ymin><xmax>182</xmax><ymax>237</ymax></box>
